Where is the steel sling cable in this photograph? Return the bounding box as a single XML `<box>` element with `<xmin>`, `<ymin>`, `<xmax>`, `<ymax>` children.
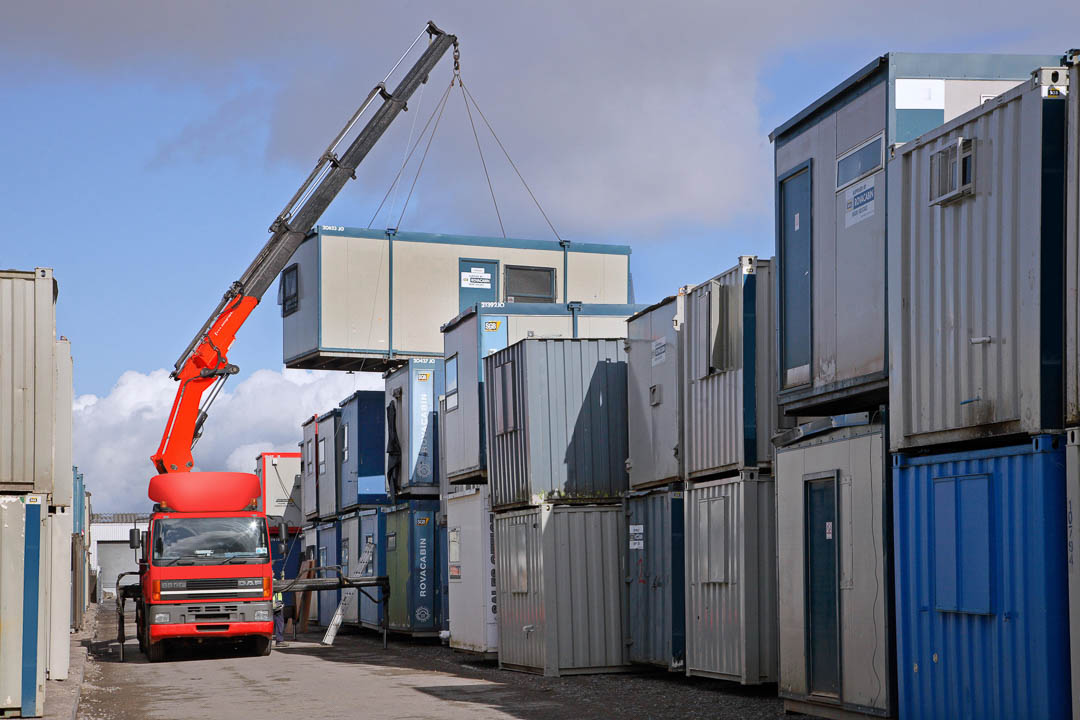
<box><xmin>459</xmin><ymin>80</ymin><xmax>505</xmax><ymax>238</ymax></box>
<box><xmin>395</xmin><ymin>76</ymin><xmax>454</xmax><ymax>229</ymax></box>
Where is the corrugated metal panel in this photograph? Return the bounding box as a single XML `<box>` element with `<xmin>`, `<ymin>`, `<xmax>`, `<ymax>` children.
<box><xmin>625</xmin><ymin>489</ymin><xmax>684</xmax><ymax>670</ymax></box>
<box><xmin>1068</xmin><ymin>63</ymin><xmax>1080</xmax><ymax>427</ymax></box>
<box><xmin>447</xmin><ymin>486</ymin><xmax>498</xmax><ymax>655</ymax></box>
<box><xmin>0</xmin><ymin>495</ymin><xmax>46</xmax><ymax>717</ymax></box>
<box><xmin>486</xmin><ymin>339</ymin><xmax>628</xmax><ymax>509</ymax></box>
<box><xmin>775</xmin><ymin>423</ymin><xmax>893</xmax><ymax>716</ymax></box>
<box><xmin>626</xmin><ymin>298</ymin><xmax>682</xmax><ymax>489</ymax></box>
<box><xmin>894</xmin><ymin>436</ymin><xmax>1071</xmax><ymax>720</ymax></box>
<box><xmin>1068</xmin><ymin>429</ymin><xmax>1080</xmax><ymax>720</ymax></box>
<box><xmin>52</xmin><ymin>339</ymin><xmax>72</xmax><ymax>506</ymax></box>
<box><xmin>683</xmin><ymin>258</ymin><xmax>779</xmax><ymax>478</ymax></box>
<box><xmin>495</xmin><ymin>504</ymin><xmax>627</xmax><ymax>676</ymax></box>
<box><xmin>282</xmin><ymin>226</ymin><xmax>632</xmax><ymax>372</ymax></box>
<box><xmin>0</xmin><ymin>268</ymin><xmax>56</xmax><ymax>494</ymax></box>
<box><xmin>889</xmin><ymin>71</ymin><xmax>1068</xmax><ymax>450</ymax></box>
<box><xmin>385</xmin><ymin>359</ymin><xmax>443</xmax><ymax>495</ymax></box>
<box><xmin>685</xmin><ymin>471</ymin><xmax>777</xmax><ymax>683</ymax></box>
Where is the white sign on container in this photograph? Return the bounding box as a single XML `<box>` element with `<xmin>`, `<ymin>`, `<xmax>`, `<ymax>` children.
<box><xmin>651</xmin><ymin>338</ymin><xmax>666</xmax><ymax>366</ymax></box>
<box><xmin>461</xmin><ymin>268</ymin><xmax>492</xmax><ymax>289</ymax></box>
<box><xmin>629</xmin><ymin>523</ymin><xmax>644</xmax><ymax>549</ymax></box>
<box><xmin>844</xmin><ymin>179</ymin><xmax>875</xmax><ymax>227</ymax></box>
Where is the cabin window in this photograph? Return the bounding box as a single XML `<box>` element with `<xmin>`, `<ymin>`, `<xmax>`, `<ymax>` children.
<box><xmin>836</xmin><ymin>133</ymin><xmax>884</xmax><ymax>190</ymax></box>
<box><xmin>445</xmin><ymin>355</ymin><xmax>459</xmax><ymax>411</ymax></box>
<box><xmin>505</xmin><ymin>265</ymin><xmax>556</xmax><ymax>303</ymax></box>
<box><xmin>929</xmin><ymin>138</ymin><xmax>975</xmax><ymax>205</ymax></box>
<box><xmin>280</xmin><ymin>264</ymin><xmax>299</xmax><ymax>316</ymax></box>
<box><xmin>341</xmin><ymin>424</ymin><xmax>349</xmax><ymax>463</ymax></box>
<box><xmin>706</xmin><ymin>280</ymin><xmax>738</xmax><ymax>375</ymax></box>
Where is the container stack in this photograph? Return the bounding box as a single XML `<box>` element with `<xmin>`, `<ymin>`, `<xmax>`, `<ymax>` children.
<box><xmin>439</xmin><ymin>302</ymin><xmax>642</xmax><ymax>658</ymax></box>
<box><xmin>485</xmin><ymin>337</ymin><xmax>630</xmax><ymax>676</ymax></box>
<box><xmin>770</xmin><ymin>51</ymin><xmax>1065</xmax><ymax>720</ymax></box>
<box><xmin>382</xmin><ymin>359</ymin><xmax>445</xmax><ymax>636</ymax></box>
<box><xmin>1</xmin><ymin>268</ymin><xmax>82</xmax><ymax>717</ymax></box>
<box><xmin>675</xmin><ymin>257</ymin><xmax>781</xmax><ymax>684</ymax></box>
<box><xmin>887</xmin><ymin>65</ymin><xmax>1074</xmax><ymax>720</ymax></box>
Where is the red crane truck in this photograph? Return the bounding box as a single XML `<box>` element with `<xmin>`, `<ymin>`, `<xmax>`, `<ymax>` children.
<box><xmin>121</xmin><ymin>22</ymin><xmax>457</xmax><ymax>661</ymax></box>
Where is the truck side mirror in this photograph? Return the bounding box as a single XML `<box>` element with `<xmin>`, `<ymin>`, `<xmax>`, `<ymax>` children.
<box><xmin>129</xmin><ymin>528</ymin><xmax>142</xmax><ymax>549</ymax></box>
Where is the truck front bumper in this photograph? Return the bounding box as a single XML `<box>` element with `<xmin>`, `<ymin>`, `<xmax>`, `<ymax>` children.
<box><xmin>148</xmin><ymin>601</ymin><xmax>273</xmax><ymax>642</ymax></box>
<box><xmin>150</xmin><ymin>620</ymin><xmax>273</xmax><ymax>641</ymax></box>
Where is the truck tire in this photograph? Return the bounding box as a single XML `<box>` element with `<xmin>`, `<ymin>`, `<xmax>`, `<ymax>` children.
<box><xmin>250</xmin><ymin>636</ymin><xmax>272</xmax><ymax>656</ymax></box>
<box><xmin>147</xmin><ymin>639</ymin><xmax>166</xmax><ymax>663</ymax></box>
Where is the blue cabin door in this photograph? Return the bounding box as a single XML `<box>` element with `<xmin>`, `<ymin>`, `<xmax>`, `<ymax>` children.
<box><xmin>459</xmin><ymin>259</ymin><xmax>498</xmax><ymax>311</ymax></box>
<box><xmin>806</xmin><ymin>473</ymin><xmax>840</xmax><ymax>697</ymax></box>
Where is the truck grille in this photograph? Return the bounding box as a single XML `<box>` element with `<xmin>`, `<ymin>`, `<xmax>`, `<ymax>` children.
<box><xmin>185</xmin><ymin>578</ymin><xmax>239</xmax><ymax>591</ymax></box>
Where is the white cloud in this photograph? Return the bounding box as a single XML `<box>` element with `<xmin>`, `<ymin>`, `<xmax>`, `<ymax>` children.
<box><xmin>73</xmin><ymin>367</ymin><xmax>382</xmax><ymax>512</ymax></box>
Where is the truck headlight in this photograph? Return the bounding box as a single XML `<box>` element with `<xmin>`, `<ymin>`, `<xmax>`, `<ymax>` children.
<box><xmin>154</xmin><ymin>613</ymin><xmax>170</xmax><ymax>623</ymax></box>
<box><xmin>254</xmin><ymin>610</ymin><xmax>271</xmax><ymax>621</ymax></box>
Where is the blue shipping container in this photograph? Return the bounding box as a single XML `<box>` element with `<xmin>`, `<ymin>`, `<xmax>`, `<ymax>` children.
<box><xmin>893</xmin><ymin>436</ymin><xmax>1071</xmax><ymax>720</ymax></box>
<box><xmin>385</xmin><ymin>359</ymin><xmax>444</xmax><ymax>496</ymax></box>
<box><xmin>626</xmin><ymin>488</ymin><xmax>685</xmax><ymax>671</ymax></box>
<box><xmin>317</xmin><ymin>520</ymin><xmax>341</xmax><ymax>627</ymax></box>
<box><xmin>338</xmin><ymin>390</ymin><xmax>388</xmax><ymax>507</ymax></box>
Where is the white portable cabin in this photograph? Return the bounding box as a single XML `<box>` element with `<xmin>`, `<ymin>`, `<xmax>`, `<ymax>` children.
<box><xmin>281</xmin><ymin>226</ymin><xmax>633</xmax><ymax>371</ymax></box>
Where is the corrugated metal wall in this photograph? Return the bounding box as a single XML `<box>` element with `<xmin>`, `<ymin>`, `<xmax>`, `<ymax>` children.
<box><xmin>1068</xmin><ymin>64</ymin><xmax>1080</xmax><ymax>427</ymax></box>
<box><xmin>52</xmin><ymin>340</ymin><xmax>72</xmax><ymax>506</ymax></box>
<box><xmin>775</xmin><ymin>423</ymin><xmax>894</xmax><ymax>716</ymax></box>
<box><xmin>0</xmin><ymin>269</ymin><xmax>56</xmax><ymax>493</ymax></box>
<box><xmin>486</xmin><ymin>339</ymin><xmax>628</xmax><ymax>509</ymax></box>
<box><xmin>889</xmin><ymin>74</ymin><xmax>1067</xmax><ymax>450</ymax></box>
<box><xmin>893</xmin><ymin>437</ymin><xmax>1071</xmax><ymax>720</ymax></box>
<box><xmin>625</xmin><ymin>489</ymin><xmax>684</xmax><ymax>670</ymax></box>
<box><xmin>683</xmin><ymin>258</ymin><xmax>778</xmax><ymax>478</ymax></box>
<box><xmin>685</xmin><ymin>472</ymin><xmax>777</xmax><ymax>683</ymax></box>
<box><xmin>496</xmin><ymin>504</ymin><xmax>627</xmax><ymax>676</ymax></box>
<box><xmin>495</xmin><ymin>507</ymin><xmax>546</xmax><ymax>671</ymax></box>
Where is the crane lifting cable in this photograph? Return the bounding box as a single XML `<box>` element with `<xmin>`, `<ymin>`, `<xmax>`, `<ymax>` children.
<box><xmin>366</xmin><ymin>48</ymin><xmax>563</xmax><ymax>244</ymax></box>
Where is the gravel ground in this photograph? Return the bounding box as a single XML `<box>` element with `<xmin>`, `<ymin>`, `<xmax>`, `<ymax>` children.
<box><xmin>77</xmin><ymin>606</ymin><xmax>806</xmax><ymax>719</ymax></box>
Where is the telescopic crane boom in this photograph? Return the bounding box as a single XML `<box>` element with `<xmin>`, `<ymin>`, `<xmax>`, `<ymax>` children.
<box><xmin>152</xmin><ymin>21</ymin><xmax>457</xmax><ymax>475</ymax></box>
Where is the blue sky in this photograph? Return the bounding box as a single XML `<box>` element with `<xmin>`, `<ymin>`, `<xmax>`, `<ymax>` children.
<box><xmin>2</xmin><ymin>2</ymin><xmax>1075</xmax><ymax>509</ymax></box>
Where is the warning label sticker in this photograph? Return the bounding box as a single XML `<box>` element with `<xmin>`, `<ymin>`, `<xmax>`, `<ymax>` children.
<box><xmin>461</xmin><ymin>267</ymin><xmax>492</xmax><ymax>289</ymax></box>
<box><xmin>844</xmin><ymin>179</ymin><xmax>875</xmax><ymax>228</ymax></box>
<box><xmin>629</xmin><ymin>524</ymin><xmax>644</xmax><ymax>550</ymax></box>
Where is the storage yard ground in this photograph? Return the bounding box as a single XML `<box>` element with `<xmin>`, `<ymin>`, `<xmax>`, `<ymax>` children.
<box><xmin>75</xmin><ymin>606</ymin><xmax>800</xmax><ymax>720</ymax></box>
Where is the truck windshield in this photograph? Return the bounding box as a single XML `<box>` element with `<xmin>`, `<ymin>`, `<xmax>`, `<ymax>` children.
<box><xmin>152</xmin><ymin>517</ymin><xmax>268</xmax><ymax>565</ymax></box>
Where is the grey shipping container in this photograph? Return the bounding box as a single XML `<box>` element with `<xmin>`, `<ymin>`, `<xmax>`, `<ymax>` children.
<box><xmin>1068</xmin><ymin>428</ymin><xmax>1080</xmax><ymax>720</ymax></box>
<box><xmin>1067</xmin><ymin>60</ymin><xmax>1080</xmax><ymax>427</ymax></box>
<box><xmin>683</xmin><ymin>256</ymin><xmax>781</xmax><ymax>478</ymax></box>
<box><xmin>281</xmin><ymin>226</ymin><xmax>632</xmax><ymax>372</ymax></box>
<box><xmin>0</xmin><ymin>268</ymin><xmax>57</xmax><ymax>494</ymax></box>
<box><xmin>446</xmin><ymin>485</ymin><xmax>498</xmax><ymax>656</ymax></box>
<box><xmin>442</xmin><ymin>302</ymin><xmax>644</xmax><ymax>485</ymax></box>
<box><xmin>0</xmin><ymin>494</ymin><xmax>47</xmax><ymax>717</ymax></box>
<box><xmin>775</xmin><ymin>420</ymin><xmax>894</xmax><ymax>718</ymax></box>
<box><xmin>484</xmin><ymin>338</ymin><xmax>628</xmax><ymax>509</ymax></box>
<box><xmin>495</xmin><ymin>503</ymin><xmax>627</xmax><ymax>676</ymax></box>
<box><xmin>771</xmin><ymin>53</ymin><xmax>1058</xmax><ymax>416</ymax></box>
<box><xmin>317</xmin><ymin>409</ymin><xmax>341</xmax><ymax>519</ymax></box>
<box><xmin>685</xmin><ymin>470</ymin><xmax>778</xmax><ymax>684</ymax></box>
<box><xmin>625</xmin><ymin>488</ymin><xmax>685</xmax><ymax>671</ymax></box>
<box><xmin>52</xmin><ymin>338</ymin><xmax>73</xmax><ymax>506</ymax></box>
<box><xmin>889</xmin><ymin>68</ymin><xmax>1070</xmax><ymax>450</ymax></box>
<box><xmin>625</xmin><ymin>296</ymin><xmax>683</xmax><ymax>489</ymax></box>
<box><xmin>300</xmin><ymin>416</ymin><xmax>318</xmax><ymax>520</ymax></box>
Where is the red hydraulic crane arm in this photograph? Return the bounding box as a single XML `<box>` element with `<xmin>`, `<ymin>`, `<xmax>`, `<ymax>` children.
<box><xmin>150</xmin><ymin>21</ymin><xmax>457</xmax><ymax>475</ymax></box>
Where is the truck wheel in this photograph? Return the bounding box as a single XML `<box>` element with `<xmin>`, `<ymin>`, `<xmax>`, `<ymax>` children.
<box><xmin>147</xmin><ymin>640</ymin><xmax>166</xmax><ymax>663</ymax></box>
<box><xmin>251</xmin><ymin>636</ymin><xmax>272</xmax><ymax>656</ymax></box>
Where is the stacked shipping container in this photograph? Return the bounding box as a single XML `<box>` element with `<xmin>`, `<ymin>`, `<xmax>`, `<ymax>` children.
<box><xmin>0</xmin><ymin>268</ymin><xmax>83</xmax><ymax>716</ymax></box>
<box><xmin>887</xmin><ymin>65</ymin><xmax>1074</xmax><ymax>720</ymax></box>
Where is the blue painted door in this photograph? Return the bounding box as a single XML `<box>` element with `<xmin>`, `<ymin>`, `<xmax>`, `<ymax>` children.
<box><xmin>780</xmin><ymin>165</ymin><xmax>812</xmax><ymax>389</ymax></box>
<box><xmin>806</xmin><ymin>476</ymin><xmax>840</xmax><ymax>697</ymax></box>
<box><xmin>458</xmin><ymin>259</ymin><xmax>498</xmax><ymax>312</ymax></box>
